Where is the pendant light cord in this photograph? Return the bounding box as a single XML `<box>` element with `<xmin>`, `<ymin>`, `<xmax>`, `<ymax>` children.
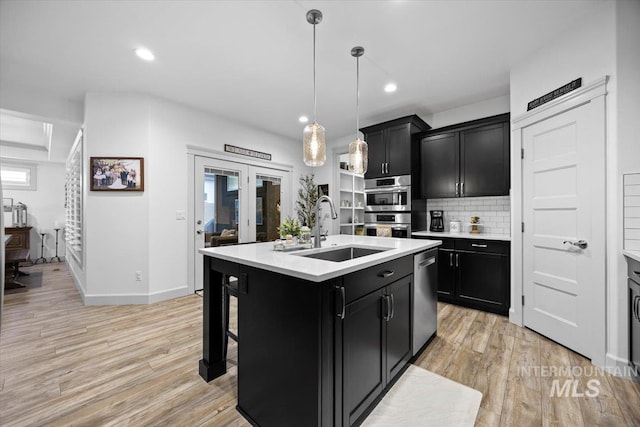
<box><xmin>356</xmin><ymin>55</ymin><xmax>360</xmax><ymax>138</ymax></box>
<box><xmin>313</xmin><ymin>23</ymin><xmax>317</xmax><ymax>122</ymax></box>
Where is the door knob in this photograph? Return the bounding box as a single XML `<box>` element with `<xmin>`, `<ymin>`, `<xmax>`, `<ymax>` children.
<box><xmin>196</xmin><ymin>229</ymin><xmax>204</xmax><ymax>235</ymax></box>
<box><xmin>562</xmin><ymin>239</ymin><xmax>588</xmax><ymax>249</ymax></box>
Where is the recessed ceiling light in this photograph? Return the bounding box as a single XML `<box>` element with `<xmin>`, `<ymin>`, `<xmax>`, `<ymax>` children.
<box><xmin>134</xmin><ymin>47</ymin><xmax>155</xmax><ymax>61</ymax></box>
<box><xmin>384</xmin><ymin>83</ymin><xmax>397</xmax><ymax>93</ymax></box>
<box><xmin>298</xmin><ymin>115</ymin><xmax>309</xmax><ymax>123</ymax></box>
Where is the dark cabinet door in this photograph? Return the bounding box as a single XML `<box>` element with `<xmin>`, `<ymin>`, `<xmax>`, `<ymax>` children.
<box><xmin>631</xmin><ymin>280</ymin><xmax>640</xmax><ymax>375</ymax></box>
<box><xmin>420</xmin><ymin>133</ymin><xmax>459</xmax><ymax>198</ymax></box>
<box><xmin>460</xmin><ymin>123</ymin><xmax>510</xmax><ymax>197</ymax></box>
<box><xmin>385</xmin><ymin>276</ymin><xmax>413</xmax><ymax>383</ymax></box>
<box><xmin>437</xmin><ymin>248</ymin><xmax>455</xmax><ymax>299</ymax></box>
<box><xmin>456</xmin><ymin>251</ymin><xmax>509</xmax><ymax>312</ymax></box>
<box><xmin>386</xmin><ymin>124</ymin><xmax>412</xmax><ymax>177</ymax></box>
<box><xmin>342</xmin><ymin>289</ymin><xmax>385</xmax><ymax>426</ymax></box>
<box><xmin>364</xmin><ymin>129</ymin><xmax>386</xmax><ymax>179</ymax></box>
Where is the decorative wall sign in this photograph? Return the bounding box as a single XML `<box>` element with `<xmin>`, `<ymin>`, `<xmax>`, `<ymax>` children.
<box><xmin>224</xmin><ymin>144</ymin><xmax>272</xmax><ymax>161</ymax></box>
<box><xmin>527</xmin><ymin>78</ymin><xmax>582</xmax><ymax>111</ymax></box>
<box><xmin>90</xmin><ymin>157</ymin><xmax>144</xmax><ymax>191</ymax></box>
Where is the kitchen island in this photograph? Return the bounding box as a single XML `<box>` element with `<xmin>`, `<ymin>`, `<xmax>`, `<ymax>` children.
<box><xmin>199</xmin><ymin>235</ymin><xmax>441</xmax><ymax>427</ymax></box>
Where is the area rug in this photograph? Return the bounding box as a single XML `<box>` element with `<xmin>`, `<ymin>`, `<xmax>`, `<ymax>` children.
<box><xmin>361</xmin><ymin>365</ymin><xmax>482</xmax><ymax>427</ymax></box>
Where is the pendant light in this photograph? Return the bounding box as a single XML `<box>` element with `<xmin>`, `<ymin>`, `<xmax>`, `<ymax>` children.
<box><xmin>303</xmin><ymin>9</ymin><xmax>326</xmax><ymax>167</ymax></box>
<box><xmin>348</xmin><ymin>46</ymin><xmax>368</xmax><ymax>174</ymax></box>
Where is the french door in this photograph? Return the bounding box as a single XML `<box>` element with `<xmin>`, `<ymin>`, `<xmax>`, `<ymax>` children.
<box><xmin>193</xmin><ymin>156</ymin><xmax>291</xmax><ymax>292</ymax></box>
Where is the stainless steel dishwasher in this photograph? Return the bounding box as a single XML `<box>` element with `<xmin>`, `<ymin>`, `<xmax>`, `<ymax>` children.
<box><xmin>413</xmin><ymin>249</ymin><xmax>438</xmax><ymax>356</ymax></box>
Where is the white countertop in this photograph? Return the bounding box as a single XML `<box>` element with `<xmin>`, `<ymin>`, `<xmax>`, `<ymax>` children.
<box><xmin>199</xmin><ymin>235</ymin><xmax>441</xmax><ymax>282</ymax></box>
<box><xmin>412</xmin><ymin>230</ymin><xmax>511</xmax><ymax>241</ymax></box>
<box><xmin>624</xmin><ymin>250</ymin><xmax>640</xmax><ymax>263</ymax></box>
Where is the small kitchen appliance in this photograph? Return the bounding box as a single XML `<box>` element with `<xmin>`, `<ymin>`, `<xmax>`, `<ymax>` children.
<box><xmin>429</xmin><ymin>210</ymin><xmax>444</xmax><ymax>232</ymax></box>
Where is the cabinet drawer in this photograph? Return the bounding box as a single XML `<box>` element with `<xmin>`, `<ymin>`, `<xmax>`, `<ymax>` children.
<box><xmin>455</xmin><ymin>239</ymin><xmax>509</xmax><ymax>255</ymax></box>
<box><xmin>628</xmin><ymin>256</ymin><xmax>640</xmax><ymax>285</ymax></box>
<box><xmin>343</xmin><ymin>256</ymin><xmax>413</xmax><ymax>304</ymax></box>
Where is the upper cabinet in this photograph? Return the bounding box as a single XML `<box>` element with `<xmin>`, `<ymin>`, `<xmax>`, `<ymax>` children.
<box><xmin>419</xmin><ymin>113</ymin><xmax>510</xmax><ymax>198</ymax></box>
<box><xmin>361</xmin><ymin>115</ymin><xmax>430</xmax><ymax>179</ymax></box>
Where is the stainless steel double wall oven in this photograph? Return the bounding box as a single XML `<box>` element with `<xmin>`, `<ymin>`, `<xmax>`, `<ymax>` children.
<box><xmin>364</xmin><ymin>175</ymin><xmax>412</xmax><ymax>238</ymax></box>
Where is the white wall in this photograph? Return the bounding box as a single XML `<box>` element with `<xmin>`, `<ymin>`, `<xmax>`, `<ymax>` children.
<box><xmin>509</xmin><ymin>0</ymin><xmax>625</xmax><ymax>368</ymax></box>
<box><xmin>2</xmin><ymin>161</ymin><xmax>66</xmax><ymax>260</ymax></box>
<box><xmin>80</xmin><ymin>93</ymin><xmax>307</xmax><ymax>304</ymax></box>
<box><xmin>427</xmin><ymin>95</ymin><xmax>510</xmax><ymax>129</ymax></box>
<box><xmin>82</xmin><ymin>93</ymin><xmax>150</xmax><ymax>303</ymax></box>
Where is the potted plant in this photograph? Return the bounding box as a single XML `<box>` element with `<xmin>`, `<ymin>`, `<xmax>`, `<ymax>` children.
<box><xmin>296</xmin><ymin>174</ymin><xmax>319</xmax><ymax>230</ymax></box>
<box><xmin>278</xmin><ymin>216</ymin><xmax>301</xmax><ymax>239</ymax></box>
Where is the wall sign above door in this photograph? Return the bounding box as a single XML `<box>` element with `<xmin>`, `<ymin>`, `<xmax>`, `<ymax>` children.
<box><xmin>527</xmin><ymin>78</ymin><xmax>582</xmax><ymax>111</ymax></box>
<box><xmin>224</xmin><ymin>144</ymin><xmax>272</xmax><ymax>161</ymax></box>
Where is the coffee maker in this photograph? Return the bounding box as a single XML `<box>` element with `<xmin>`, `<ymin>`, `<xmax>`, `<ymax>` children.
<box><xmin>429</xmin><ymin>210</ymin><xmax>444</xmax><ymax>232</ymax></box>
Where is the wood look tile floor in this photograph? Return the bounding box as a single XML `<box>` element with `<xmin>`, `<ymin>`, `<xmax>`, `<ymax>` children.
<box><xmin>1</xmin><ymin>263</ymin><xmax>639</xmax><ymax>426</ymax></box>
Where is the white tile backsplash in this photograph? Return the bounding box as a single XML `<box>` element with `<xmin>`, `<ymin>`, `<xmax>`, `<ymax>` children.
<box><xmin>426</xmin><ymin>196</ymin><xmax>511</xmax><ymax>235</ymax></box>
<box><xmin>624</xmin><ymin>173</ymin><xmax>640</xmax><ymax>250</ymax></box>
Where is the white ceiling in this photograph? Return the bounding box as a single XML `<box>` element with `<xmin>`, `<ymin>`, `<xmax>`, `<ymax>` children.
<box><xmin>0</xmin><ymin>0</ymin><xmax>609</xmax><ymax>149</ymax></box>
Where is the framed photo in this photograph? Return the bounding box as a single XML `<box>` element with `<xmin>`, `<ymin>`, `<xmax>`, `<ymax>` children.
<box><xmin>90</xmin><ymin>157</ymin><xmax>144</xmax><ymax>191</ymax></box>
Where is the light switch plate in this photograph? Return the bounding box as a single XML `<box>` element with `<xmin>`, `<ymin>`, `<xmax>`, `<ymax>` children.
<box><xmin>176</xmin><ymin>210</ymin><xmax>186</xmax><ymax>220</ymax></box>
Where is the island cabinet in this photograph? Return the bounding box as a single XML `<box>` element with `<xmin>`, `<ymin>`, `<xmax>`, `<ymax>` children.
<box><xmin>418</xmin><ymin>113</ymin><xmax>510</xmax><ymax>198</ymax></box>
<box><xmin>337</xmin><ymin>258</ymin><xmax>413</xmax><ymax>426</ymax></box>
<box><xmin>417</xmin><ymin>236</ymin><xmax>510</xmax><ymax>315</ymax></box>
<box><xmin>200</xmin><ymin>248</ymin><xmax>422</xmax><ymax>427</ymax></box>
<box><xmin>360</xmin><ymin>115</ymin><xmax>430</xmax><ymax>179</ymax></box>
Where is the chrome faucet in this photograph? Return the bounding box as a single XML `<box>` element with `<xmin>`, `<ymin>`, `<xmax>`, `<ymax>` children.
<box><xmin>314</xmin><ymin>195</ymin><xmax>338</xmax><ymax>248</ymax></box>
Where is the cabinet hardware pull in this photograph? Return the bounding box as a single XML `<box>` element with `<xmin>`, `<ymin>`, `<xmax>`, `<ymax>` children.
<box><xmin>461</xmin><ymin>182</ymin><xmax>464</xmax><ymax>196</ymax></box>
<box><xmin>634</xmin><ymin>271</ymin><xmax>640</xmax><ymax>276</ymax></box>
<box><xmin>389</xmin><ymin>293</ymin><xmax>395</xmax><ymax>320</ymax></box>
<box><xmin>385</xmin><ymin>163</ymin><xmax>389</xmax><ymax>174</ymax></box>
<box><xmin>336</xmin><ymin>286</ymin><xmax>346</xmax><ymax>320</ymax></box>
<box><xmin>455</xmin><ymin>182</ymin><xmax>459</xmax><ymax>197</ymax></box>
<box><xmin>449</xmin><ymin>253</ymin><xmax>453</xmax><ymax>267</ymax></box>
<box><xmin>471</xmin><ymin>244</ymin><xmax>488</xmax><ymax>248</ymax></box>
<box><xmin>379</xmin><ymin>270</ymin><xmax>395</xmax><ymax>278</ymax></box>
<box><xmin>382</xmin><ymin>295</ymin><xmax>390</xmax><ymax>321</ymax></box>
<box><xmin>455</xmin><ymin>253</ymin><xmax>459</xmax><ymax>267</ymax></box>
<box><xmin>419</xmin><ymin>257</ymin><xmax>436</xmax><ymax>268</ymax></box>
<box><xmin>636</xmin><ymin>295</ymin><xmax>640</xmax><ymax>321</ymax></box>
<box><xmin>381</xmin><ymin>163</ymin><xmax>384</xmax><ymax>175</ymax></box>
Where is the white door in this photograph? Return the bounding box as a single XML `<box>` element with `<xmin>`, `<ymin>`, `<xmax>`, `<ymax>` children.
<box><xmin>193</xmin><ymin>156</ymin><xmax>291</xmax><ymax>291</ymax></box>
<box><xmin>522</xmin><ymin>101</ymin><xmax>605</xmax><ymax>359</ymax></box>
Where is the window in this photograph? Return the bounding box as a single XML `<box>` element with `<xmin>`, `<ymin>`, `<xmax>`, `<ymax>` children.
<box><xmin>65</xmin><ymin>129</ymin><xmax>83</xmax><ymax>267</ymax></box>
<box><xmin>0</xmin><ymin>162</ymin><xmax>37</xmax><ymax>190</ymax></box>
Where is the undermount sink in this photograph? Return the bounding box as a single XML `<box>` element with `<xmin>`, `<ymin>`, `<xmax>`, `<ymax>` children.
<box><xmin>294</xmin><ymin>246</ymin><xmax>390</xmax><ymax>262</ymax></box>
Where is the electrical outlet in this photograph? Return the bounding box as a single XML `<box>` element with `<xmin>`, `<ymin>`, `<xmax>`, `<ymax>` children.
<box><xmin>135</xmin><ymin>271</ymin><xmax>143</xmax><ymax>281</ymax></box>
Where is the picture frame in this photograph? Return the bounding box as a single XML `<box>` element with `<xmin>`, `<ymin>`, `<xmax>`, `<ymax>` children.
<box><xmin>90</xmin><ymin>157</ymin><xmax>144</xmax><ymax>191</ymax></box>
<box><xmin>318</xmin><ymin>184</ymin><xmax>329</xmax><ymax>197</ymax></box>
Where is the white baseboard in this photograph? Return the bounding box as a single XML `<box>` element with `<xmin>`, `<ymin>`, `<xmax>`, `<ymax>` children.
<box><xmin>605</xmin><ymin>353</ymin><xmax>637</xmax><ymax>379</ymax></box>
<box><xmin>82</xmin><ymin>286</ymin><xmax>190</xmax><ymax>305</ymax></box>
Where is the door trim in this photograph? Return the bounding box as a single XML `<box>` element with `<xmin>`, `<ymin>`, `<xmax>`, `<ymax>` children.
<box><xmin>510</xmin><ymin>76</ymin><xmax>608</xmax><ymax>367</ymax></box>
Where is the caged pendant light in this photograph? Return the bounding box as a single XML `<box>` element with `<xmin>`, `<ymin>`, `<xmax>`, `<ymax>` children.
<box><xmin>303</xmin><ymin>9</ymin><xmax>326</xmax><ymax>167</ymax></box>
<box><xmin>348</xmin><ymin>46</ymin><xmax>368</xmax><ymax>174</ymax></box>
